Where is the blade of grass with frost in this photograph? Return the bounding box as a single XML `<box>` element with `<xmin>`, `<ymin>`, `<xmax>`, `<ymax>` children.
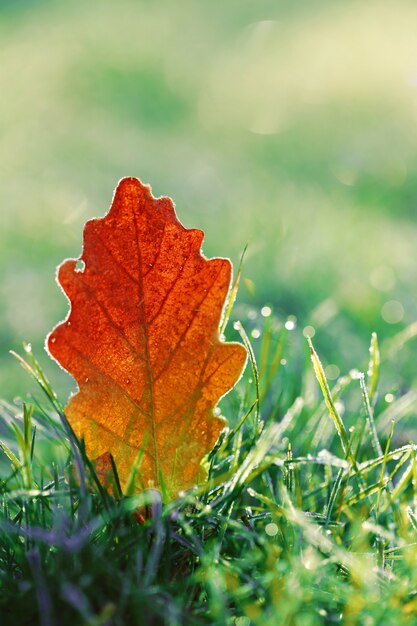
<box><xmin>308</xmin><ymin>373</ymin><xmax>353</xmax><ymax>450</ymax></box>
<box><xmin>359</xmin><ymin>372</ymin><xmax>383</xmax><ymax>457</ymax></box>
<box><xmin>411</xmin><ymin>446</ymin><xmax>417</xmax><ymax>509</ymax></box>
<box><xmin>382</xmin><ymin>462</ymin><xmax>414</xmax><ymax>512</ymax></box>
<box><xmin>12</xmin><ymin>421</ymin><xmax>33</xmax><ymax>489</ymax></box>
<box><xmin>260</xmin><ymin>329</ymin><xmax>286</xmax><ymax>403</ymax></box>
<box><xmin>258</xmin><ymin>314</ymin><xmax>272</xmax><ymax>383</ymax></box>
<box><xmin>227</xmin><ymin>399</ymin><xmax>258</xmax><ymax>441</ymax></box>
<box><xmin>249</xmin><ymin>486</ymin><xmax>363</xmax><ymax>576</ymax></box>
<box><xmin>342</xmin><ymin>477</ymin><xmax>389</xmax><ymax>509</ymax></box>
<box><xmin>407</xmin><ymin>507</ymin><xmax>417</xmax><ymax>534</ymax></box>
<box><xmin>367</xmin><ymin>332</ymin><xmax>380</xmax><ymax>404</ymax></box>
<box><xmin>274</xmin><ymin>452</ymin><xmax>348</xmax><ymax>470</ymax></box>
<box><xmin>226</xmin><ymin>399</ymin><xmax>303</xmax><ymax>493</ymax></box>
<box><xmin>219</xmin><ymin>422</ymin><xmax>282</xmax><ymax>503</ymax></box>
<box><xmin>378</xmin><ymin>390</ymin><xmax>417</xmax><ymax>431</ymax></box>
<box><xmin>387</xmin><ymin>448</ymin><xmax>413</xmax><ymax>484</ymax></box>
<box><xmin>220</xmin><ymin>244</ymin><xmax>247</xmax><ymax>335</ymax></box>
<box><xmin>308</xmin><ymin>337</ymin><xmax>349</xmax><ymax>456</ymax></box>
<box><xmin>385</xmin><ymin>541</ymin><xmax>417</xmax><ymax>557</ymax></box>
<box><xmin>0</xmin><ymin>439</ymin><xmax>22</xmax><ymax>471</ymax></box>
<box><xmin>234</xmin><ymin>320</ymin><xmax>260</xmax><ymax>425</ymax></box>
<box><xmin>325</xmin><ymin>424</ymin><xmax>355</xmax><ymax>523</ymax></box>
<box><xmin>354</xmin><ymin>444</ymin><xmax>413</xmax><ymax>477</ymax></box>
<box><xmin>375</xmin><ymin>419</ymin><xmax>395</xmax><ymax>522</ymax></box>
<box><xmin>384</xmin><ymin>320</ymin><xmax>417</xmax><ymax>358</ymax></box>
<box><xmin>10</xmin><ymin>348</ymin><xmax>108</xmax><ymax>514</ymax></box>
<box><xmin>285</xmin><ymin>443</ymin><xmax>294</xmax><ymax>496</ymax></box>
<box><xmin>125</xmin><ymin>435</ymin><xmax>148</xmax><ymax>497</ymax></box>
<box><xmin>10</xmin><ymin>344</ymin><xmax>64</xmax><ymax>415</ymax></box>
<box><xmin>109</xmin><ymin>453</ymin><xmax>123</xmax><ymax>500</ymax></box>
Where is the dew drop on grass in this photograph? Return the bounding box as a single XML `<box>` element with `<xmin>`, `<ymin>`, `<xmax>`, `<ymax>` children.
<box><xmin>265</xmin><ymin>522</ymin><xmax>278</xmax><ymax>537</ymax></box>
<box><xmin>285</xmin><ymin>316</ymin><xmax>297</xmax><ymax>331</ymax></box>
<box><xmin>261</xmin><ymin>306</ymin><xmax>272</xmax><ymax>317</ymax></box>
<box><xmin>235</xmin><ymin>617</ymin><xmax>250</xmax><ymax>626</ymax></box>
<box><xmin>385</xmin><ymin>393</ymin><xmax>395</xmax><ymax>403</ymax></box>
<box><xmin>251</xmin><ymin>328</ymin><xmax>261</xmax><ymax>339</ymax></box>
<box><xmin>303</xmin><ymin>325</ymin><xmax>315</xmax><ymax>338</ymax></box>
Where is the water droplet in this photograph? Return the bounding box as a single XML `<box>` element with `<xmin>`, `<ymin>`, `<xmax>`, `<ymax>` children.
<box><xmin>251</xmin><ymin>328</ymin><xmax>261</xmax><ymax>339</ymax></box>
<box><xmin>303</xmin><ymin>325</ymin><xmax>315</xmax><ymax>338</ymax></box>
<box><xmin>125</xmin><ymin>378</ymin><xmax>131</xmax><ymax>385</ymax></box>
<box><xmin>67</xmin><ymin>321</ymin><xmax>71</xmax><ymax>326</ymax></box>
<box><xmin>50</xmin><ymin>337</ymin><xmax>56</xmax><ymax>344</ymax></box>
<box><xmin>84</xmin><ymin>377</ymin><xmax>89</xmax><ymax>383</ymax></box>
<box><xmin>265</xmin><ymin>522</ymin><xmax>278</xmax><ymax>537</ymax></box>
<box><xmin>285</xmin><ymin>316</ymin><xmax>296</xmax><ymax>330</ymax></box>
<box><xmin>24</xmin><ymin>343</ymin><xmax>32</xmax><ymax>353</ymax></box>
<box><xmin>261</xmin><ymin>306</ymin><xmax>272</xmax><ymax>317</ymax></box>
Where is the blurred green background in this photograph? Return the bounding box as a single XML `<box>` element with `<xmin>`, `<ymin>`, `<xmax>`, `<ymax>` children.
<box><xmin>2</xmin><ymin>0</ymin><xmax>417</xmax><ymax>399</ymax></box>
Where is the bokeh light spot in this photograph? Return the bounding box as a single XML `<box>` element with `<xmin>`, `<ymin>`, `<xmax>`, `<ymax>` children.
<box><xmin>381</xmin><ymin>300</ymin><xmax>404</xmax><ymax>324</ymax></box>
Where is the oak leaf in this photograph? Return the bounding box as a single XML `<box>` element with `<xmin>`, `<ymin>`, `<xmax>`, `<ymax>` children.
<box><xmin>47</xmin><ymin>177</ymin><xmax>246</xmax><ymax>499</ymax></box>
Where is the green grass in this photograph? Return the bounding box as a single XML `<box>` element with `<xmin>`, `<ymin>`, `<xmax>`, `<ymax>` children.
<box><xmin>3</xmin><ymin>314</ymin><xmax>417</xmax><ymax>625</ymax></box>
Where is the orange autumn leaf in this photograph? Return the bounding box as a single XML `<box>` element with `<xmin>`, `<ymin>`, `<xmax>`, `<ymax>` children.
<box><xmin>47</xmin><ymin>177</ymin><xmax>247</xmax><ymax>499</ymax></box>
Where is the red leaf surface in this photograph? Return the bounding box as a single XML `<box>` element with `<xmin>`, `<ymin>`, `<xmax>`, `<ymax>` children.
<box><xmin>47</xmin><ymin>178</ymin><xmax>246</xmax><ymax>499</ymax></box>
